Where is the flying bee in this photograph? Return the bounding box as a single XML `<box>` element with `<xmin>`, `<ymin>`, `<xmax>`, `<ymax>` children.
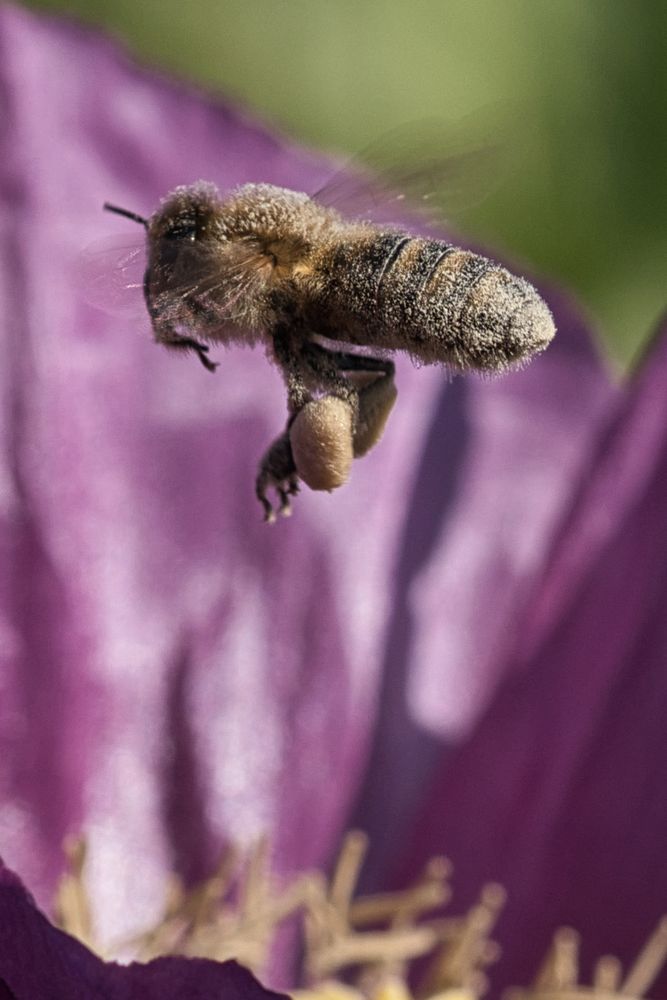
<box><xmin>104</xmin><ymin>167</ymin><xmax>555</xmax><ymax>521</ymax></box>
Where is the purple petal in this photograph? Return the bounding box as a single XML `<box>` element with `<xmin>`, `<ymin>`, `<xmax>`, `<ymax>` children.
<box><xmin>0</xmin><ymin>858</ymin><xmax>287</xmax><ymax>1000</ymax></box>
<box><xmin>0</xmin><ymin>0</ymin><xmax>613</xmax><ymax>971</ymax></box>
<box><xmin>0</xmin><ymin>3</ymin><xmax>414</xmax><ymax>937</ymax></box>
<box><xmin>398</xmin><ymin>318</ymin><xmax>667</xmax><ymax>992</ymax></box>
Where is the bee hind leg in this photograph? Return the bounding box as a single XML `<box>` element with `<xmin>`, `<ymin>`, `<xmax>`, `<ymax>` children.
<box><xmin>303</xmin><ymin>344</ymin><xmax>398</xmax><ymax>457</ymax></box>
<box><xmin>326</xmin><ymin>350</ymin><xmax>395</xmax><ymax>379</ymax></box>
<box><xmin>352</xmin><ymin>365</ymin><xmax>398</xmax><ymax>457</ymax></box>
<box><xmin>255</xmin><ymin>429</ymin><xmax>300</xmax><ymax>524</ymax></box>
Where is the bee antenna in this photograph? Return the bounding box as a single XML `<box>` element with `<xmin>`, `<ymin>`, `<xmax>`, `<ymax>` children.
<box><xmin>104</xmin><ymin>202</ymin><xmax>149</xmax><ymax>228</ymax></box>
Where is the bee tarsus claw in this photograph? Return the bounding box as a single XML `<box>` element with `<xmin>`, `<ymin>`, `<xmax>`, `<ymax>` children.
<box><xmin>256</xmin><ymin>429</ymin><xmax>300</xmax><ymax>522</ymax></box>
<box><xmin>277</xmin><ymin>487</ymin><xmax>293</xmax><ymax>516</ymax></box>
<box><xmin>198</xmin><ymin>352</ymin><xmax>219</xmax><ymax>373</ymax></box>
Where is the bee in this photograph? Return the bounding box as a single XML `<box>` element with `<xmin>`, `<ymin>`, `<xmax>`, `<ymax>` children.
<box><xmin>104</xmin><ymin>172</ymin><xmax>555</xmax><ymax>521</ymax></box>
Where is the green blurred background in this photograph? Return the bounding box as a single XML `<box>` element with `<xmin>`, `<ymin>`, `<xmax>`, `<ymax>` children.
<box><xmin>26</xmin><ymin>0</ymin><xmax>667</xmax><ymax>365</ymax></box>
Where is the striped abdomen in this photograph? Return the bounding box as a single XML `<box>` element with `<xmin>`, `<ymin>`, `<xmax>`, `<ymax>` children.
<box><xmin>314</xmin><ymin>230</ymin><xmax>555</xmax><ymax>372</ymax></box>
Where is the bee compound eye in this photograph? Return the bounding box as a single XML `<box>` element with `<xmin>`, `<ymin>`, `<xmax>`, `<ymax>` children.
<box><xmin>165</xmin><ymin>222</ymin><xmax>197</xmax><ymax>241</ymax></box>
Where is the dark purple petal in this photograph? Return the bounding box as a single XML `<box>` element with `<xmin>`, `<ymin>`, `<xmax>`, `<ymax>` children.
<box><xmin>0</xmin><ymin>0</ymin><xmax>613</xmax><ymax>972</ymax></box>
<box><xmin>0</xmin><ymin>858</ymin><xmax>288</xmax><ymax>1000</ymax></box>
<box><xmin>398</xmin><ymin>318</ymin><xmax>667</xmax><ymax>992</ymax></box>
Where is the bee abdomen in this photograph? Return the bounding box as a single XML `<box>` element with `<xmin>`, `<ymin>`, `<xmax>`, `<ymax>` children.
<box><xmin>376</xmin><ymin>236</ymin><xmax>555</xmax><ymax>371</ymax></box>
<box><xmin>377</xmin><ymin>237</ymin><xmax>454</xmax><ymax>305</ymax></box>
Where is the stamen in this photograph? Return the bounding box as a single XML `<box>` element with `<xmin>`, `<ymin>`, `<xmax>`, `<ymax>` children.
<box><xmin>53</xmin><ymin>835</ymin><xmax>95</xmax><ymax>951</ymax></box>
<box><xmin>621</xmin><ymin>918</ymin><xmax>667</xmax><ymax>998</ymax></box>
<box><xmin>532</xmin><ymin>927</ymin><xmax>580</xmax><ymax>992</ymax></box>
<box><xmin>52</xmin><ymin>832</ymin><xmax>667</xmax><ymax>1000</ymax></box>
<box><xmin>594</xmin><ymin>956</ymin><xmax>623</xmax><ymax>993</ymax></box>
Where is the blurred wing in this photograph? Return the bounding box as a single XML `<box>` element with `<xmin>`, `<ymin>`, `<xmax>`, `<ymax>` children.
<box><xmin>313</xmin><ymin>115</ymin><xmax>507</xmax><ymax>228</ymax></box>
<box><xmin>76</xmin><ymin>235</ymin><xmax>147</xmax><ymax>317</ymax></box>
<box><xmin>78</xmin><ymin>235</ymin><xmax>267</xmax><ymax>330</ymax></box>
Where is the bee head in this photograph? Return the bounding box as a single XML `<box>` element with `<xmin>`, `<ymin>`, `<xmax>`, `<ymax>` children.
<box><xmin>148</xmin><ymin>182</ymin><xmax>222</xmax><ymax>245</ymax></box>
<box><xmin>145</xmin><ymin>182</ymin><xmax>231</xmax><ymax>311</ymax></box>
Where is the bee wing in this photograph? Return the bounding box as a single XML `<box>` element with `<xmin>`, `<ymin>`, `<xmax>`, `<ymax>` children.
<box><xmin>76</xmin><ymin>235</ymin><xmax>147</xmax><ymax>317</ymax></box>
<box><xmin>78</xmin><ymin>233</ymin><xmax>267</xmax><ymax>330</ymax></box>
<box><xmin>313</xmin><ymin>115</ymin><xmax>507</xmax><ymax>227</ymax></box>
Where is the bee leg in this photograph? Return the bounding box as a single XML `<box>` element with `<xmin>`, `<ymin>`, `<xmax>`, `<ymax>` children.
<box><xmin>172</xmin><ymin>337</ymin><xmax>218</xmax><ymax>372</ymax></box>
<box><xmin>353</xmin><ymin>365</ymin><xmax>398</xmax><ymax>456</ymax></box>
<box><xmin>154</xmin><ymin>327</ymin><xmax>219</xmax><ymax>372</ymax></box>
<box><xmin>185</xmin><ymin>340</ymin><xmax>219</xmax><ymax>373</ymax></box>
<box><xmin>326</xmin><ymin>350</ymin><xmax>396</xmax><ymax>379</ymax></box>
<box><xmin>298</xmin><ymin>342</ymin><xmax>398</xmax><ymax>418</ymax></box>
<box><xmin>302</xmin><ymin>343</ymin><xmax>398</xmax><ymax>456</ymax></box>
<box><xmin>272</xmin><ymin>327</ymin><xmax>357</xmax><ymax>413</ymax></box>
<box><xmin>255</xmin><ymin>429</ymin><xmax>300</xmax><ymax>523</ymax></box>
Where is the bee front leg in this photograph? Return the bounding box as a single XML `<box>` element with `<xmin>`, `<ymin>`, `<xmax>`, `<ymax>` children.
<box><xmin>152</xmin><ymin>326</ymin><xmax>219</xmax><ymax>372</ymax></box>
<box><xmin>255</xmin><ymin>427</ymin><xmax>300</xmax><ymax>524</ymax></box>
<box><xmin>170</xmin><ymin>336</ymin><xmax>219</xmax><ymax>372</ymax></box>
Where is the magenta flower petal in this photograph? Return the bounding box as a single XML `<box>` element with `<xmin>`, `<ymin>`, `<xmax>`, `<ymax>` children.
<box><xmin>0</xmin><ymin>0</ymin><xmax>615</xmax><ymax>971</ymax></box>
<box><xmin>0</xmin><ymin>2</ymin><xmax>398</xmax><ymax>934</ymax></box>
<box><xmin>399</xmin><ymin>319</ymin><xmax>667</xmax><ymax>992</ymax></box>
<box><xmin>0</xmin><ymin>859</ymin><xmax>287</xmax><ymax>1000</ymax></box>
